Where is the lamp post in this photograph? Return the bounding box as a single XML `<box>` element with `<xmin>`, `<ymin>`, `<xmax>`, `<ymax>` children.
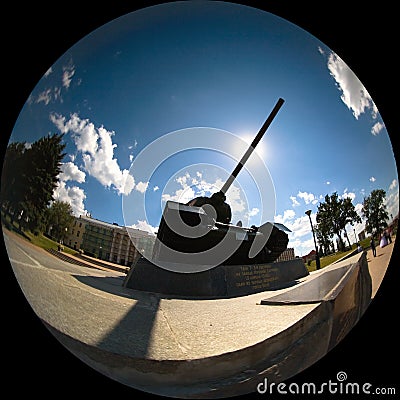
<box><xmin>305</xmin><ymin>209</ymin><xmax>321</xmax><ymax>270</ymax></box>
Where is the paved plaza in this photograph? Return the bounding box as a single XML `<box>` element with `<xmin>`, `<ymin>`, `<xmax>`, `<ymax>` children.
<box><xmin>3</xmin><ymin>228</ymin><xmax>397</xmax><ymax>398</ymax></box>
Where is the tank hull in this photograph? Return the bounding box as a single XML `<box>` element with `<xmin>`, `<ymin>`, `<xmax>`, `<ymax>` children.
<box><xmin>153</xmin><ymin>201</ymin><xmax>289</xmax><ymax>266</ymax></box>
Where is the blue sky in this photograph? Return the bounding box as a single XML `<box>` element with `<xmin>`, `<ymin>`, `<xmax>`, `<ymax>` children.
<box><xmin>9</xmin><ymin>1</ymin><xmax>398</xmax><ymax>257</ymax></box>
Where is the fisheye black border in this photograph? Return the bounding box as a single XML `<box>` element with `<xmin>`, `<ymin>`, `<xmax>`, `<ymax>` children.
<box><xmin>2</xmin><ymin>1</ymin><xmax>398</xmax><ymax>399</ymax></box>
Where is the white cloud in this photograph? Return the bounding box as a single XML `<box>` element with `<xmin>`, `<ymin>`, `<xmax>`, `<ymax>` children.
<box><xmin>246</xmin><ymin>207</ymin><xmax>260</xmax><ymax>218</ymax></box>
<box><xmin>349</xmin><ymin>203</ymin><xmax>365</xmax><ymax>234</ymax></box>
<box><xmin>135</xmin><ymin>181</ymin><xmax>149</xmax><ymax>193</ymax></box>
<box><xmin>386</xmin><ymin>179</ymin><xmax>399</xmax><ymax>220</ymax></box>
<box><xmin>128</xmin><ymin>220</ymin><xmax>158</xmax><ymax>234</ymax></box>
<box><xmin>297</xmin><ymin>191</ymin><xmax>318</xmax><ymax>205</ymax></box>
<box><xmin>274</xmin><ymin>211</ymin><xmax>315</xmax><ymax>255</ymax></box>
<box><xmin>53</xmin><ymin>162</ymin><xmax>87</xmax><ymax>216</ymax></box>
<box><xmin>369</xmin><ymin>176</ymin><xmax>376</xmax><ymax>182</ymax></box>
<box><xmin>325</xmin><ymin>51</ymin><xmax>377</xmax><ymax>120</ymax></box>
<box><xmin>371</xmin><ymin>121</ymin><xmax>384</xmax><ymax>136</ymax></box>
<box><xmin>226</xmin><ymin>182</ymin><xmax>246</xmax><ymax>217</ymax></box>
<box><xmin>389</xmin><ymin>179</ymin><xmax>397</xmax><ymax>191</ymax></box>
<box><xmin>153</xmin><ymin>186</ymin><xmax>160</xmax><ymax>192</ymax></box>
<box><xmin>34</xmin><ymin>61</ymin><xmax>75</xmax><ymax>105</ymax></box>
<box><xmin>385</xmin><ymin>190</ymin><xmax>399</xmax><ymax>221</ymax></box>
<box><xmin>354</xmin><ymin>202</ymin><xmax>364</xmax><ymax>215</ymax></box>
<box><xmin>341</xmin><ymin>189</ymin><xmax>356</xmax><ymax>202</ymax></box>
<box><xmin>59</xmin><ymin>162</ymin><xmax>86</xmax><ymax>183</ymax></box>
<box><xmin>44</xmin><ymin>67</ymin><xmax>53</xmax><ymax>78</ymax></box>
<box><xmin>50</xmin><ymin>113</ymin><xmax>143</xmax><ymax>196</ymax></box>
<box><xmin>161</xmin><ymin>172</ymin><xmax>251</xmax><ymax>224</ymax></box>
<box><xmin>53</xmin><ymin>181</ymin><xmax>87</xmax><ymax>217</ymax></box>
<box><xmin>283</xmin><ymin>212</ymin><xmax>320</xmax><ymax>257</ymax></box>
<box><xmin>289</xmin><ymin>237</ymin><xmax>315</xmax><ymax>257</ymax></box>
<box><xmin>326</xmin><ymin>181</ymin><xmax>331</xmax><ymax>185</ymax></box>
<box><xmin>162</xmin><ymin>186</ymin><xmax>196</xmax><ymax>205</ymax></box>
<box><xmin>36</xmin><ymin>89</ymin><xmax>52</xmax><ymax>105</ymax></box>
<box><xmin>62</xmin><ymin>62</ymin><xmax>75</xmax><ymax>89</ymax></box>
<box><xmin>119</xmin><ymin>170</ymin><xmax>136</xmax><ymax>195</ymax></box>
<box><xmin>275</xmin><ymin>209</ymin><xmax>296</xmax><ymax>225</ymax></box>
<box><xmin>290</xmin><ymin>195</ymin><xmax>300</xmax><ymax>207</ymax></box>
<box><xmin>285</xmin><ymin>214</ymin><xmax>315</xmax><ymax>240</ymax></box>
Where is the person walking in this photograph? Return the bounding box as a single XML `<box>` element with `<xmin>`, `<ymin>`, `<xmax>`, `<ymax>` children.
<box><xmin>370</xmin><ymin>236</ymin><xmax>376</xmax><ymax>257</ymax></box>
<box><xmin>384</xmin><ymin>229</ymin><xmax>392</xmax><ymax>244</ymax></box>
<box><xmin>379</xmin><ymin>232</ymin><xmax>388</xmax><ymax>248</ymax></box>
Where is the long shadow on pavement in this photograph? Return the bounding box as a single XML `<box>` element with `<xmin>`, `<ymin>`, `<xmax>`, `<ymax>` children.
<box><xmin>73</xmin><ymin>274</ymin><xmax>161</xmax><ymax>358</ymax></box>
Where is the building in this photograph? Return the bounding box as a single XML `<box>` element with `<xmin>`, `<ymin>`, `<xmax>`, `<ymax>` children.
<box><xmin>65</xmin><ymin>217</ymin><xmax>86</xmax><ymax>250</ymax></box>
<box><xmin>65</xmin><ymin>215</ymin><xmax>155</xmax><ymax>267</ymax></box>
<box><xmin>275</xmin><ymin>247</ymin><xmax>295</xmax><ymax>262</ymax></box>
<box><xmin>302</xmin><ymin>249</ymin><xmax>316</xmax><ymax>265</ymax></box>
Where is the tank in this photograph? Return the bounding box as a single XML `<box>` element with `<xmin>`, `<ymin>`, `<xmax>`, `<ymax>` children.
<box><xmin>153</xmin><ymin>201</ymin><xmax>290</xmax><ymax>266</ymax></box>
<box><xmin>152</xmin><ymin>97</ymin><xmax>290</xmax><ymax>268</ymax></box>
<box><xmin>124</xmin><ymin>98</ymin><xmax>305</xmax><ymax>297</ymax></box>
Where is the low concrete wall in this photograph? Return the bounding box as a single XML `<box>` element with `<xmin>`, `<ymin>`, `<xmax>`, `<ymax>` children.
<box><xmin>262</xmin><ymin>251</ymin><xmax>372</xmax><ymax>352</ymax></box>
<box><xmin>124</xmin><ymin>257</ymin><xmax>309</xmax><ymax>298</ymax></box>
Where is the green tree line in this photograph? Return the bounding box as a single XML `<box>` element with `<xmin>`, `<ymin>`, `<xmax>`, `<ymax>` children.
<box><xmin>315</xmin><ymin>189</ymin><xmax>390</xmax><ymax>255</ymax></box>
<box><xmin>1</xmin><ymin>133</ymin><xmax>73</xmax><ymax>239</ymax></box>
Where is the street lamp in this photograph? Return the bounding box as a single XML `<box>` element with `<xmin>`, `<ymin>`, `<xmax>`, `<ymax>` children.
<box><xmin>305</xmin><ymin>209</ymin><xmax>321</xmax><ymax>270</ymax></box>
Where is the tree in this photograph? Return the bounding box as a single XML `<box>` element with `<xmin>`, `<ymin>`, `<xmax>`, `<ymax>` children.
<box><xmin>45</xmin><ymin>201</ymin><xmax>74</xmax><ymax>242</ymax></box>
<box><xmin>1</xmin><ymin>141</ymin><xmax>29</xmax><ymax>225</ymax></box>
<box><xmin>25</xmin><ymin>133</ymin><xmax>66</xmax><ymax>232</ymax></box>
<box><xmin>316</xmin><ymin>192</ymin><xmax>361</xmax><ymax>252</ymax></box>
<box><xmin>362</xmin><ymin>189</ymin><xmax>389</xmax><ymax>237</ymax></box>
<box><xmin>315</xmin><ymin>220</ymin><xmax>333</xmax><ymax>256</ymax></box>
<box><xmin>340</xmin><ymin>197</ymin><xmax>362</xmax><ymax>248</ymax></box>
<box><xmin>1</xmin><ymin>133</ymin><xmax>66</xmax><ymax>233</ymax></box>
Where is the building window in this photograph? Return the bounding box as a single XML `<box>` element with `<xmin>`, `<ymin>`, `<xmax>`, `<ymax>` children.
<box><xmin>77</xmin><ymin>231</ymin><xmax>80</xmax><ymax>237</ymax></box>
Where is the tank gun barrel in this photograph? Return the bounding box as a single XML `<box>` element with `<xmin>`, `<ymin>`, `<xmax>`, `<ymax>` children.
<box><xmin>220</xmin><ymin>97</ymin><xmax>285</xmax><ymax>195</ymax></box>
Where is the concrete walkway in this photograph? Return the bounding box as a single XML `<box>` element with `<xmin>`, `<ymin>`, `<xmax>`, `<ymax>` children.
<box><xmin>4</xmin><ymin>228</ymin><xmax>396</xmax><ymax>398</ymax></box>
<box><xmin>363</xmin><ymin>238</ymin><xmax>395</xmax><ymax>298</ymax></box>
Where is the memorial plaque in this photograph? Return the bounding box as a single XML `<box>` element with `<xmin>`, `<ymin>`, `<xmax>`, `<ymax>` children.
<box><xmin>226</xmin><ymin>264</ymin><xmax>280</xmax><ymax>295</ymax></box>
<box><xmin>124</xmin><ymin>257</ymin><xmax>309</xmax><ymax>298</ymax></box>
<box><xmin>224</xmin><ymin>259</ymin><xmax>308</xmax><ymax>297</ymax></box>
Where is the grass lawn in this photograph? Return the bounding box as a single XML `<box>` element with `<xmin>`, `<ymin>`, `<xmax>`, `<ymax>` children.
<box><xmin>307</xmin><ymin>250</ymin><xmax>353</xmax><ymax>272</ymax></box>
<box><xmin>307</xmin><ymin>236</ymin><xmax>372</xmax><ymax>272</ymax></box>
<box><xmin>1</xmin><ymin>213</ymin><xmax>76</xmax><ymax>256</ymax></box>
<box><xmin>23</xmin><ymin>230</ymin><xmax>76</xmax><ymax>255</ymax></box>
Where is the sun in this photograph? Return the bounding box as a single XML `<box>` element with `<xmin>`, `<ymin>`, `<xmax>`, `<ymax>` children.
<box><xmin>239</xmin><ymin>133</ymin><xmax>268</xmax><ymax>161</ymax></box>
